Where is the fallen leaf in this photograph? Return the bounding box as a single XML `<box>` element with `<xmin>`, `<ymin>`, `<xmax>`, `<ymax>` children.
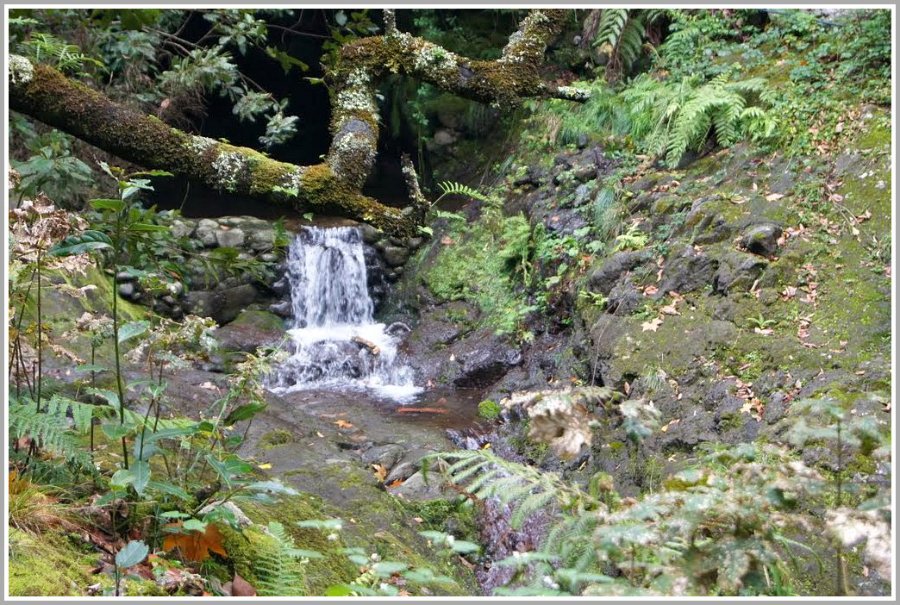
<box><xmin>316</xmin><ymin>431</ymin><xmax>325</xmax><ymax>438</ymax></box>
<box><xmin>643</xmin><ymin>285</ymin><xmax>659</xmax><ymax>297</ymax></box>
<box><xmin>754</xmin><ymin>327</ymin><xmax>774</xmax><ymax>335</ymax></box>
<box><xmin>334</xmin><ymin>420</ymin><xmax>354</xmax><ymax>429</ymax></box>
<box><xmin>388</xmin><ymin>479</ymin><xmax>404</xmax><ymax>488</ymax></box>
<box><xmin>765</xmin><ymin>193</ymin><xmax>784</xmax><ymax>202</ymax></box>
<box><xmin>199</xmin><ymin>381</ymin><xmax>219</xmax><ymax>391</ymax></box>
<box><xmin>162</xmin><ymin>522</ymin><xmax>227</xmax><ymax>562</ymax></box>
<box><xmin>660</xmin><ymin>304</ymin><xmax>680</xmax><ymax>316</ymax></box>
<box><xmin>257</xmin><ymin>463</ymin><xmax>272</xmax><ymax>470</ymax></box>
<box><xmin>372</xmin><ymin>464</ymin><xmax>388</xmax><ymax>482</ymax></box>
<box><xmin>641</xmin><ymin>317</ymin><xmax>663</xmax><ymax>332</ymax></box>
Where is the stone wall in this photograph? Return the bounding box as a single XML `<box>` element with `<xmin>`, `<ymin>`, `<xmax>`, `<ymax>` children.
<box><xmin>117</xmin><ymin>215</ymin><xmax>423</xmax><ymax>325</ymax></box>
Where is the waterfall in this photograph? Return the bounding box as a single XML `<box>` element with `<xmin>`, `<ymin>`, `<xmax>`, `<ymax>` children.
<box><xmin>267</xmin><ymin>226</ymin><xmax>422</xmax><ymax>402</ymax></box>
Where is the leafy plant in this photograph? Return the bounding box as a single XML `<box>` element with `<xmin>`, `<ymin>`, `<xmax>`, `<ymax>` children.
<box><xmin>592</xmin><ymin>9</ymin><xmax>666</xmax><ymax>82</ymax></box>
<box><xmin>613</xmin><ymin>224</ymin><xmax>649</xmax><ymax>252</ymax></box>
<box><xmin>622</xmin><ymin>73</ymin><xmax>776</xmax><ymax>167</ymax></box>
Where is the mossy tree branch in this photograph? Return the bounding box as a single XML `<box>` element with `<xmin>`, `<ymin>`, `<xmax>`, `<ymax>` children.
<box><xmin>9</xmin><ymin>10</ymin><xmax>585</xmax><ymax>237</ymax></box>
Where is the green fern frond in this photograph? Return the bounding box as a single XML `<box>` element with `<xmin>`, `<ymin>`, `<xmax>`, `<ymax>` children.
<box><xmin>436</xmin><ymin>181</ymin><xmax>491</xmax><ymax>204</ymax></box>
<box><xmin>9</xmin><ymin>401</ymin><xmax>91</xmax><ymax>469</ymax></box>
<box><xmin>254</xmin><ymin>521</ymin><xmax>308</xmax><ymax>596</ymax></box>
<box><xmin>595</xmin><ymin>9</ymin><xmax>629</xmax><ymax>49</ymax></box>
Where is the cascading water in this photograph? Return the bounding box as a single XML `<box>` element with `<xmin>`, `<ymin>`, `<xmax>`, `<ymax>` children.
<box><xmin>267</xmin><ymin>226</ymin><xmax>422</xmax><ymax>403</ymax></box>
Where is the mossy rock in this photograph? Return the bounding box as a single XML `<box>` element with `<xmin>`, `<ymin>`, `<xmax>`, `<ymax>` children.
<box><xmin>8</xmin><ymin>528</ymin><xmax>98</xmax><ymax>596</ymax></box>
<box><xmin>258</xmin><ymin>429</ymin><xmax>295</xmax><ymax>449</ymax></box>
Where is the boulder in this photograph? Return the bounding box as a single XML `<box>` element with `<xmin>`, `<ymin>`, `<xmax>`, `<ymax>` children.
<box><xmin>195</xmin><ymin>219</ymin><xmax>219</xmax><ymax>247</ymax></box>
<box><xmin>712</xmin><ymin>251</ymin><xmax>769</xmax><ymax>294</ymax></box>
<box><xmin>214</xmin><ymin>310</ymin><xmax>285</xmax><ymax>353</ymax></box>
<box><xmin>450</xmin><ymin>328</ymin><xmax>522</xmax><ymax>388</ymax></box>
<box><xmin>740</xmin><ymin>222</ymin><xmax>783</xmax><ymax>257</ymax></box>
<box><xmin>381</xmin><ymin>245</ymin><xmax>410</xmax><ymax>267</ymax></box>
<box><xmin>656</xmin><ymin>246</ymin><xmax>718</xmax><ymax>295</ymax></box>
<box><xmin>185</xmin><ymin>284</ymin><xmax>259</xmax><ymax>325</ymax></box>
<box><xmin>588</xmin><ymin>250</ymin><xmax>653</xmax><ymax>295</ymax></box>
<box><xmin>215</xmin><ymin>227</ymin><xmax>246</xmax><ymax>249</ymax></box>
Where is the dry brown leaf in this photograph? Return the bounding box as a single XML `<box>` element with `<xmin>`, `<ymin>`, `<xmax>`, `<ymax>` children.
<box><xmin>641</xmin><ymin>317</ymin><xmax>663</xmax><ymax>332</ymax></box>
<box><xmin>162</xmin><ymin>522</ymin><xmax>227</xmax><ymax>562</ymax></box>
<box><xmin>372</xmin><ymin>464</ymin><xmax>388</xmax><ymax>482</ymax></box>
<box><xmin>765</xmin><ymin>193</ymin><xmax>784</xmax><ymax>202</ymax></box>
<box><xmin>334</xmin><ymin>419</ymin><xmax>354</xmax><ymax>429</ymax></box>
<box><xmin>660</xmin><ymin>304</ymin><xmax>680</xmax><ymax>316</ymax></box>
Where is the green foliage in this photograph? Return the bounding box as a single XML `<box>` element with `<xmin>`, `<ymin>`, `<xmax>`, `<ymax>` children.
<box><xmin>9</xmin><ymin>121</ymin><xmax>95</xmax><ymax>207</ymax></box>
<box><xmin>433</xmin><ymin>444</ymin><xmax>825</xmax><ymax>596</ymax></box>
<box><xmin>255</xmin><ymin>521</ymin><xmax>311</xmax><ymax>596</ymax></box>
<box><xmin>9</xmin><ymin>396</ymin><xmax>93</xmax><ymax>471</ymax></box>
<box><xmin>16</xmin><ymin>31</ymin><xmax>104</xmax><ymax>75</ymax></box>
<box><xmin>593</xmin><ymin>9</ymin><xmax>666</xmax><ymax>82</ymax></box>
<box><xmin>623</xmin><ymin>73</ymin><xmax>775</xmax><ymax>167</ymax></box>
<box><xmin>613</xmin><ymin>224</ymin><xmax>649</xmax><ymax>252</ymax></box>
<box><xmin>477</xmin><ymin>400</ymin><xmax>501</xmax><ymax>420</ymax></box>
<box><xmin>424</xmin><ymin>185</ymin><xmax>538</xmax><ymax>338</ymax></box>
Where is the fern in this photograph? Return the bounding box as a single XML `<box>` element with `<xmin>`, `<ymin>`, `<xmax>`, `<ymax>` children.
<box><xmin>426</xmin><ymin>449</ymin><xmax>586</xmax><ymax>529</ymax></box>
<box><xmin>254</xmin><ymin>521</ymin><xmax>310</xmax><ymax>596</ymax></box>
<box><xmin>9</xmin><ymin>398</ymin><xmax>91</xmax><ymax>469</ymax></box>
<box><xmin>623</xmin><ymin>73</ymin><xmax>775</xmax><ymax>167</ymax></box>
<box><xmin>435</xmin><ymin>181</ymin><xmax>491</xmax><ymax>204</ymax></box>
<box><xmin>593</xmin><ymin>10</ymin><xmax>664</xmax><ymax>81</ymax></box>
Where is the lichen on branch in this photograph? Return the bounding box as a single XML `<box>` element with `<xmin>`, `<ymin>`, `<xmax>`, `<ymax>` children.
<box><xmin>8</xmin><ymin>10</ymin><xmax>586</xmax><ymax>236</ymax></box>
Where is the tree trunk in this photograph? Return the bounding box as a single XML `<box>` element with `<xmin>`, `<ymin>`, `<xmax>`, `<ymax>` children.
<box><xmin>8</xmin><ymin>10</ymin><xmax>584</xmax><ymax>236</ymax></box>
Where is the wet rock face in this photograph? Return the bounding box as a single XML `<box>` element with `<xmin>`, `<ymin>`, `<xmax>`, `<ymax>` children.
<box><xmin>213</xmin><ymin>309</ymin><xmax>285</xmax><ymax>353</ymax></box>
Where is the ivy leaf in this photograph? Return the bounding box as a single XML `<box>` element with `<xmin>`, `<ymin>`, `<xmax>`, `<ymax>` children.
<box><xmin>130</xmin><ymin>460</ymin><xmax>151</xmax><ymax>496</ymax></box>
<box><xmin>89</xmin><ymin>198</ymin><xmax>125</xmax><ymax>212</ymax></box>
<box><xmin>118</xmin><ymin>320</ymin><xmax>149</xmax><ymax>344</ymax></box>
<box><xmin>115</xmin><ymin>540</ymin><xmax>149</xmax><ymax>569</ymax></box>
<box><xmin>223</xmin><ymin>402</ymin><xmax>267</xmax><ymax>426</ymax></box>
<box><xmin>49</xmin><ymin>230</ymin><xmax>112</xmax><ymax>257</ymax></box>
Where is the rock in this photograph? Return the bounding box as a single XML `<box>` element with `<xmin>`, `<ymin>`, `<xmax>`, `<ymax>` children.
<box><xmin>361</xmin><ymin>444</ymin><xmax>405</xmax><ymax>471</ymax></box>
<box><xmin>588</xmin><ymin>250</ymin><xmax>653</xmax><ymax>295</ymax></box>
<box><xmin>215</xmin><ymin>227</ymin><xmax>246</xmax><ymax>249</ymax></box>
<box><xmin>115</xmin><ymin>271</ymin><xmax>136</xmax><ymax>283</ymax></box>
<box><xmin>406</xmin><ymin>237</ymin><xmax>423</xmax><ymax>249</ymax></box>
<box><xmin>260</xmin><ymin>253</ymin><xmax>279</xmax><ymax>263</ymax></box>
<box><xmin>195</xmin><ymin>219</ymin><xmax>219</xmax><ymax>247</ymax></box>
<box><xmin>384</xmin><ymin>461</ymin><xmax>417</xmax><ymax>484</ymax></box>
<box><xmin>269</xmin><ymin>301</ymin><xmax>292</xmax><ymax>318</ymax></box>
<box><xmin>118</xmin><ymin>282</ymin><xmax>137</xmax><ymax>299</ymax></box>
<box><xmin>184</xmin><ymin>284</ymin><xmax>259</xmax><ymax>325</ymax></box>
<box><xmin>359</xmin><ymin>224</ymin><xmax>382</xmax><ymax>244</ymax></box>
<box><xmin>451</xmin><ymin>328</ymin><xmax>522</xmax><ymax>388</ymax></box>
<box><xmin>433</xmin><ymin>128</ymin><xmax>458</xmax><ymax>146</ymax></box>
<box><xmin>656</xmin><ymin>246</ymin><xmax>718</xmax><ymax>295</ymax></box>
<box><xmin>571</xmin><ymin>183</ymin><xmax>593</xmax><ymax>207</ymax></box>
<box><xmin>606</xmin><ymin>280</ymin><xmax>643</xmax><ymax>316</ymax></box>
<box><xmin>388</xmin><ymin>471</ymin><xmax>448</xmax><ymax>501</ymax></box>
<box><xmin>740</xmin><ymin>222</ymin><xmax>783</xmax><ymax>257</ymax></box>
<box><xmin>381</xmin><ymin>246</ymin><xmax>409</xmax><ymax>267</ymax></box>
<box><xmin>712</xmin><ymin>251</ymin><xmax>768</xmax><ymax>294</ymax></box>
<box><xmin>167</xmin><ymin>281</ymin><xmax>184</xmax><ymax>297</ymax></box>
<box><xmin>214</xmin><ymin>310</ymin><xmax>285</xmax><ymax>353</ymax></box>
<box><xmin>247</xmin><ymin>228</ymin><xmax>275</xmax><ymax>252</ymax></box>
<box><xmin>171</xmin><ymin>219</ymin><xmax>194</xmax><ymax>239</ymax></box>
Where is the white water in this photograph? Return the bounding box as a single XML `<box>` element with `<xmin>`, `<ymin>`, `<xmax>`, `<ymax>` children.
<box><xmin>267</xmin><ymin>226</ymin><xmax>422</xmax><ymax>403</ymax></box>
